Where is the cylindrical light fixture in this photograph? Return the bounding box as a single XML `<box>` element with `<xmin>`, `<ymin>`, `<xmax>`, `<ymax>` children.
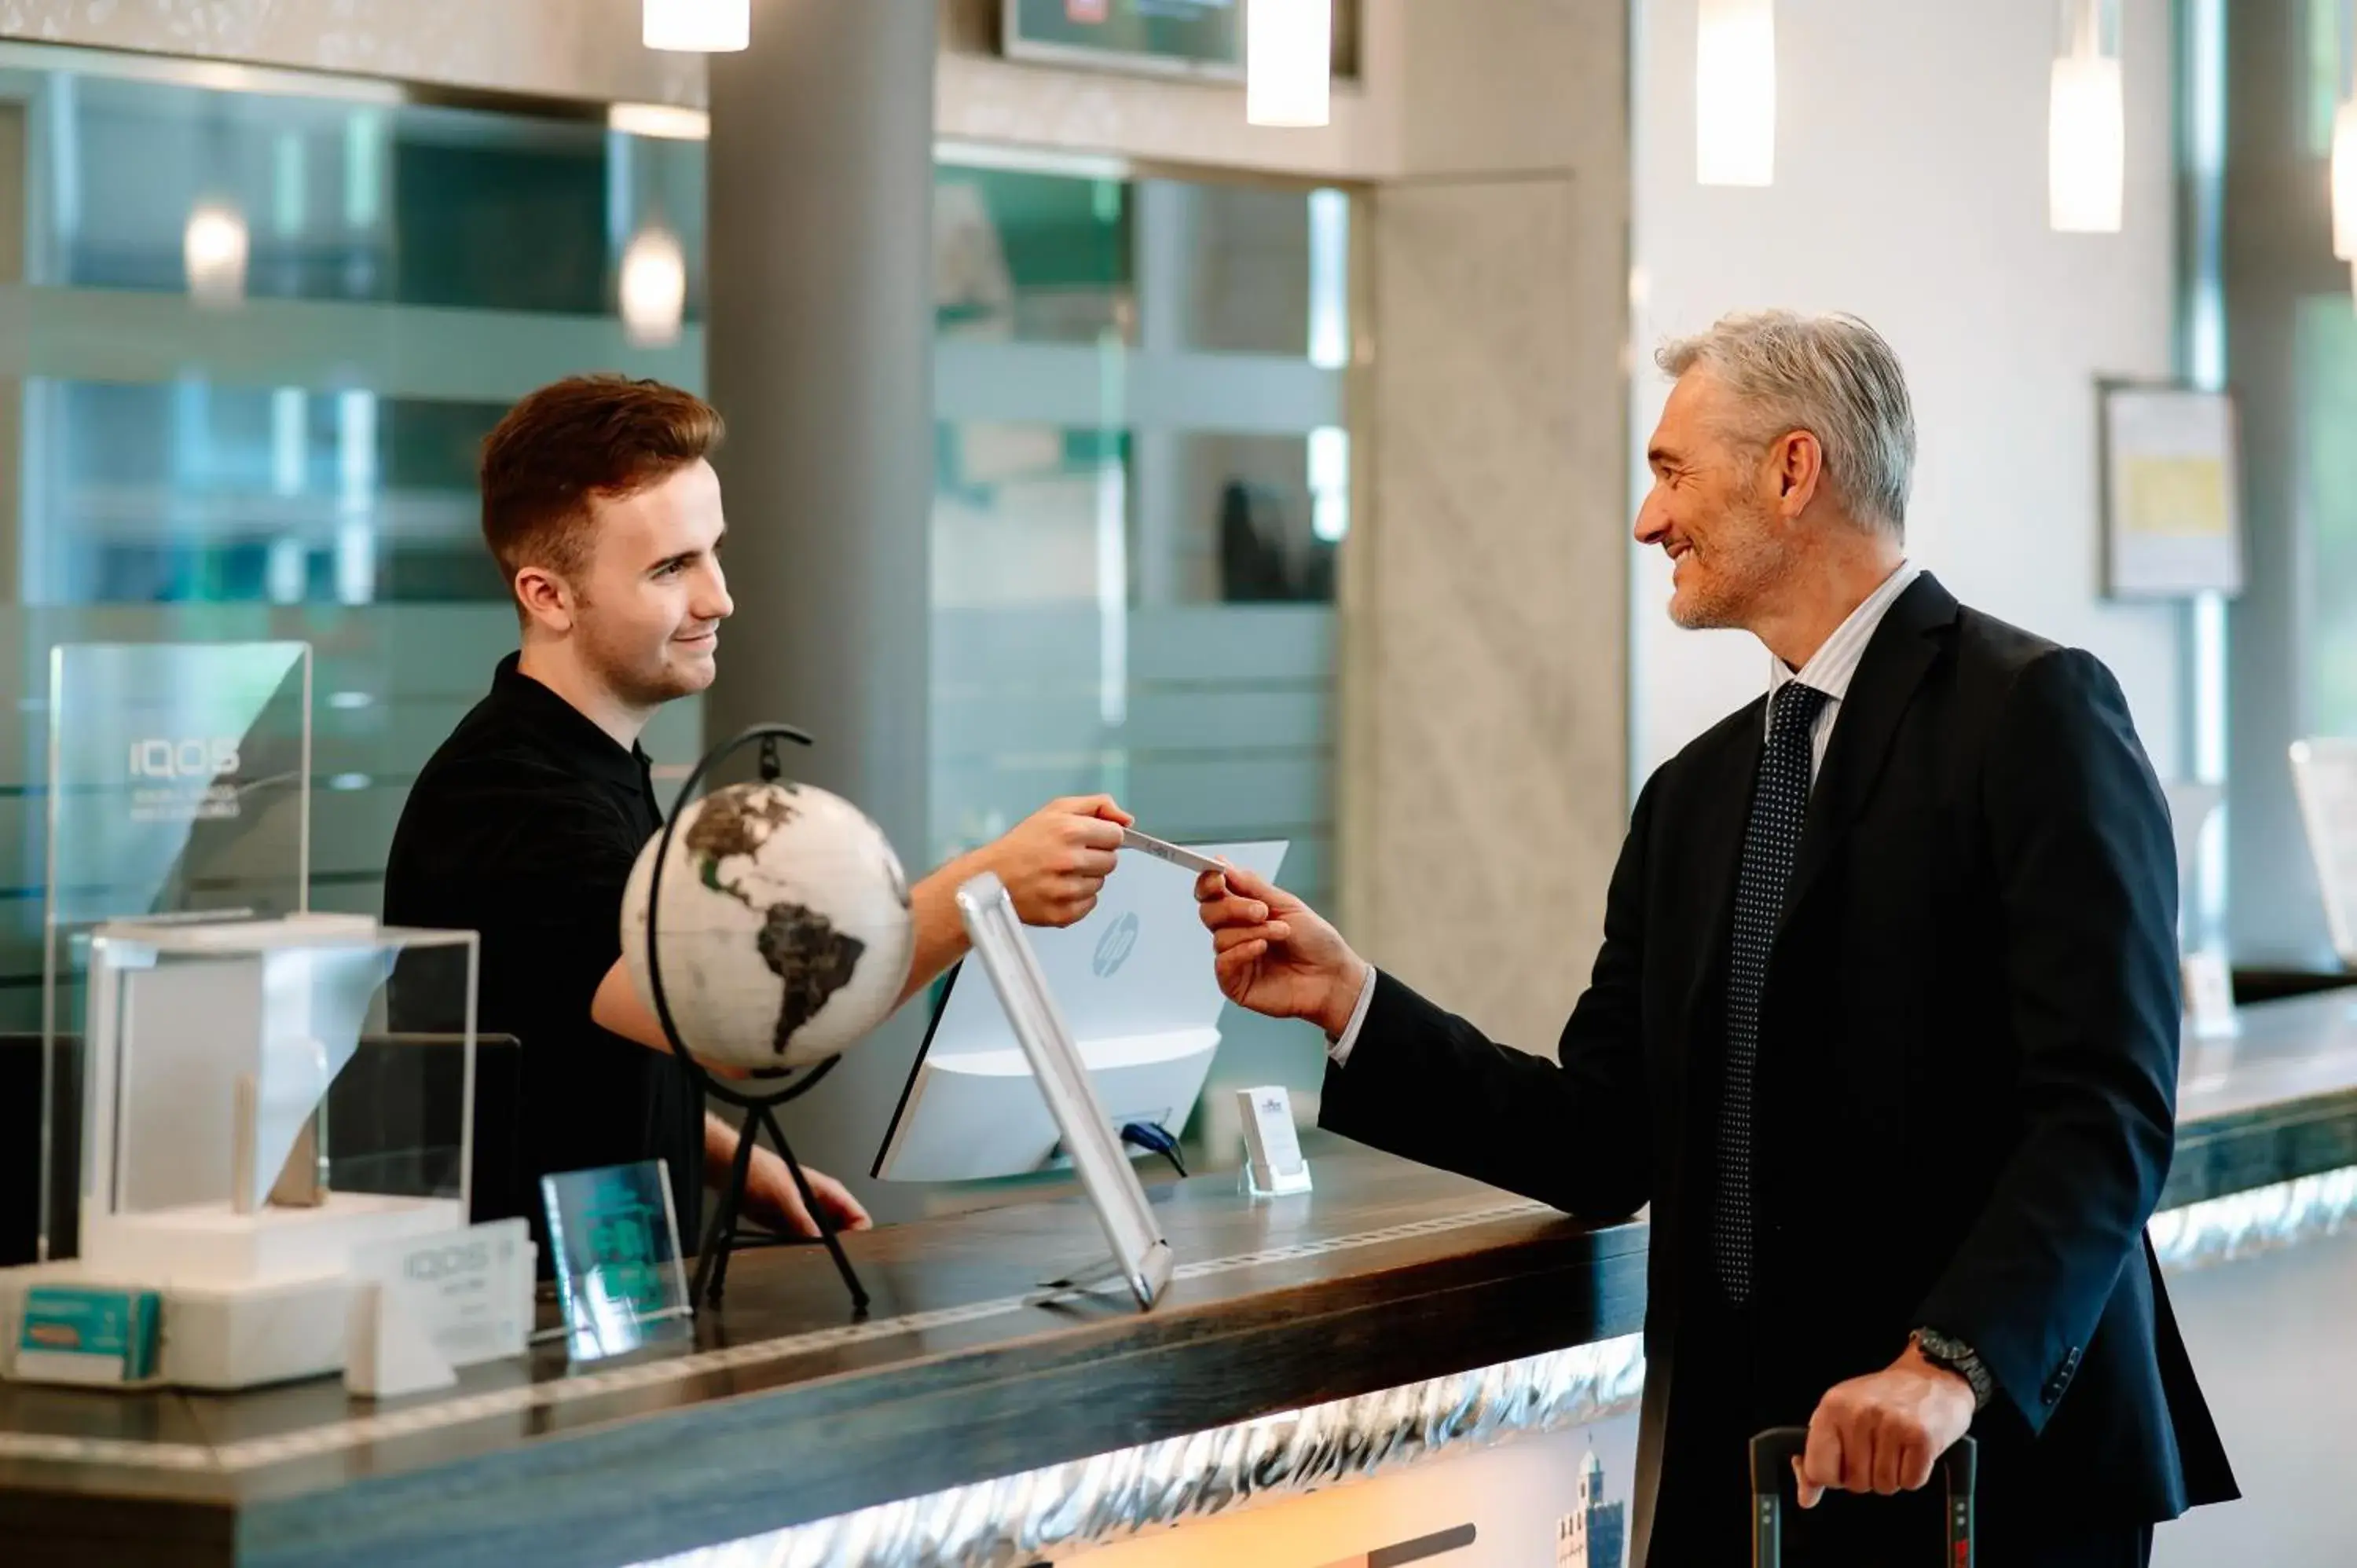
<box><xmin>2334</xmin><ymin>103</ymin><xmax>2357</xmax><ymax>258</ymax></box>
<box><xmin>1696</xmin><ymin>0</ymin><xmax>1775</xmax><ymax>187</ymax></box>
<box><xmin>609</xmin><ymin>102</ymin><xmax>712</xmax><ymax>142</ymax></box>
<box><xmin>621</xmin><ymin>227</ymin><xmax>687</xmax><ymax>346</ymax></box>
<box><xmin>1247</xmin><ymin>0</ymin><xmax>1331</xmax><ymax>128</ymax></box>
<box><xmin>643</xmin><ymin>0</ymin><xmax>748</xmax><ymax>53</ymax></box>
<box><xmin>184</xmin><ymin>202</ymin><xmax>250</xmax><ymax>306</ymax></box>
<box><xmin>2050</xmin><ymin>0</ymin><xmax>2124</xmax><ymax>233</ymax></box>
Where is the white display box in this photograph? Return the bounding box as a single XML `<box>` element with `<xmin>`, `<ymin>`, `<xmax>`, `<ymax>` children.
<box><xmin>77</xmin><ymin>914</ymin><xmax>478</xmax><ymax>1243</ymax></box>
<box><xmin>79</xmin><ymin>1192</ymin><xmax>468</xmax><ymax>1287</ymax></box>
<box><xmin>5</xmin><ymin>914</ymin><xmax>484</xmax><ymax>1390</ymax></box>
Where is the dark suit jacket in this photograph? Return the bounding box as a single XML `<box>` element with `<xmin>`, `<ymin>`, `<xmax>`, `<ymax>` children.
<box><xmin>1323</xmin><ymin>574</ymin><xmax>2235</xmax><ymax>1561</ymax></box>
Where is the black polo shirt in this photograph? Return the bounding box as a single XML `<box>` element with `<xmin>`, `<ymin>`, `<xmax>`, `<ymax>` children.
<box><xmin>383</xmin><ymin>654</ymin><xmax>702</xmax><ymax>1252</ymax></box>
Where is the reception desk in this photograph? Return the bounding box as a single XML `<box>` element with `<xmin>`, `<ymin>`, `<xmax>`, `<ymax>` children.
<box><xmin>6</xmin><ymin>988</ymin><xmax>2357</xmax><ymax>1568</ymax></box>
<box><xmin>0</xmin><ymin>1150</ymin><xmax>1648</xmax><ymax>1568</ymax></box>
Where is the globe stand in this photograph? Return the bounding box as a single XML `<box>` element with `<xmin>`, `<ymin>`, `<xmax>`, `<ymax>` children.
<box><xmin>689</xmin><ymin>1061</ymin><xmax>863</xmax><ymax>1313</ymax></box>
<box><xmin>643</xmin><ymin>723</ymin><xmax>872</xmax><ymax>1318</ymax></box>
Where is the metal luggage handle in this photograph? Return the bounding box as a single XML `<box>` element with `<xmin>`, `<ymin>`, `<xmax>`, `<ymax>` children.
<box><xmin>1747</xmin><ymin>1427</ymin><xmax>1976</xmax><ymax>1567</ymax></box>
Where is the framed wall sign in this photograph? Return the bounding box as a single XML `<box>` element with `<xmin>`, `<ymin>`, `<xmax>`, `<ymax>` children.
<box><xmin>2099</xmin><ymin>380</ymin><xmax>2244</xmax><ymax>598</ymax></box>
<box><xmin>1003</xmin><ymin>0</ymin><xmax>1243</xmax><ymax>79</ymax></box>
<box><xmin>1001</xmin><ymin>1</ymin><xmax>1355</xmax><ymax>84</ymax></box>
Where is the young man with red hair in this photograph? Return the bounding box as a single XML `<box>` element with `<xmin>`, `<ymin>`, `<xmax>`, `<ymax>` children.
<box><xmin>387</xmin><ymin>375</ymin><xmax>1131</xmax><ymax>1249</ymax></box>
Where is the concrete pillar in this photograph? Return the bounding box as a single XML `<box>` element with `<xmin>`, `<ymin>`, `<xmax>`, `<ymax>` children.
<box><xmin>704</xmin><ymin>0</ymin><xmax>937</xmax><ymax>1209</ymax></box>
<box><xmin>1337</xmin><ymin>0</ymin><xmax>1632</xmax><ymax>1053</ymax></box>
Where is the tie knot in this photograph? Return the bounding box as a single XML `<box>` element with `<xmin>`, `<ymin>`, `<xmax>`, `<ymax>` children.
<box><xmin>1772</xmin><ymin>680</ymin><xmax>1828</xmax><ymax>738</ymax></box>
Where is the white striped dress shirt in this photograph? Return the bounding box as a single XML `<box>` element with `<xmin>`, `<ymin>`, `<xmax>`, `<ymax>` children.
<box><xmin>1770</xmin><ymin>560</ymin><xmax>1922</xmax><ymax>784</ymax></box>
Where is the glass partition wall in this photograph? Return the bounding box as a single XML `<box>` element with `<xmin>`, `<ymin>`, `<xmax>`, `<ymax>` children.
<box><xmin>929</xmin><ymin>157</ymin><xmax>1351</xmax><ymax>1148</ymax></box>
<box><xmin>0</xmin><ymin>46</ymin><xmax>1354</xmax><ymax>1160</ymax></box>
<box><xmin>0</xmin><ymin>52</ymin><xmax>706</xmax><ymax>1026</ymax></box>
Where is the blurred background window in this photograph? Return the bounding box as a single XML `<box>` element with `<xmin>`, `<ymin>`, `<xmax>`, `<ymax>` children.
<box><xmin>0</xmin><ymin>52</ymin><xmax>1354</xmax><ymax>1135</ymax></box>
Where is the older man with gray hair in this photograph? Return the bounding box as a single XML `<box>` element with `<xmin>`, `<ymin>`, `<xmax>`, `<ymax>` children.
<box><xmin>1195</xmin><ymin>310</ymin><xmax>2237</xmax><ymax>1563</ymax></box>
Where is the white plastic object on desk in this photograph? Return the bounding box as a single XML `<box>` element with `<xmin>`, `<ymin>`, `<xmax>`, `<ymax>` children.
<box><xmin>2183</xmin><ymin>950</ymin><xmax>2239</xmax><ymax>1042</ymax></box>
<box><xmin>344</xmin><ymin>1219</ymin><xmax>533</xmax><ymax>1399</ymax></box>
<box><xmin>1237</xmin><ymin>1085</ymin><xmax>1313</xmax><ymax>1199</ymax></box>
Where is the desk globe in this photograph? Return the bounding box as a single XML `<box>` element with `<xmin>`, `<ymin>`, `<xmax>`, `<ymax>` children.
<box><xmin>619</xmin><ymin>760</ymin><xmax>914</xmax><ymax>1313</ymax></box>
<box><xmin>621</xmin><ymin>778</ymin><xmax>914</xmax><ymax>1076</ymax></box>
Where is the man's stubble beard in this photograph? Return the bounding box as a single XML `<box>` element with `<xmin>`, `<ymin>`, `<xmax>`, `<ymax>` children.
<box><xmin>579</xmin><ymin>607</ymin><xmax>705</xmax><ymax>711</ymax></box>
<box><xmin>1668</xmin><ymin>500</ymin><xmax>1791</xmax><ymax>633</ymax></box>
<box><xmin>614</xmin><ymin>646</ymin><xmax>707</xmax><ymax>709</ymax></box>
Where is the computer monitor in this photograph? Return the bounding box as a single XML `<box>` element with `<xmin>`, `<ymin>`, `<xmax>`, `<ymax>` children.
<box><xmin>872</xmin><ymin>838</ymin><xmax>1287</xmax><ymax>1183</ymax></box>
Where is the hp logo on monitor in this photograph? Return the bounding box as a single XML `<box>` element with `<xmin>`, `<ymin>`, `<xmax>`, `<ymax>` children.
<box><xmin>1093</xmin><ymin>911</ymin><xmax>1141</xmax><ymax>977</ymax></box>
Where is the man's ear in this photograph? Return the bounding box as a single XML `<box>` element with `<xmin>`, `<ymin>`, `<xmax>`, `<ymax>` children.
<box><xmin>1771</xmin><ymin>429</ymin><xmax>1826</xmax><ymax>520</ymax></box>
<box><xmin>512</xmin><ymin>564</ymin><xmax>575</xmax><ymax>635</ymax></box>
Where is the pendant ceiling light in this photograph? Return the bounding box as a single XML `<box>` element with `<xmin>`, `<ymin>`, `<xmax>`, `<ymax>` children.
<box><xmin>2050</xmin><ymin>0</ymin><xmax>2125</xmax><ymax>233</ymax></box>
<box><xmin>2333</xmin><ymin>4</ymin><xmax>2357</xmax><ymax>261</ymax></box>
<box><xmin>184</xmin><ymin>202</ymin><xmax>249</xmax><ymax>307</ymax></box>
<box><xmin>1247</xmin><ymin>0</ymin><xmax>1331</xmax><ymax>128</ymax></box>
<box><xmin>1695</xmin><ymin>0</ymin><xmax>1775</xmax><ymax>187</ymax></box>
<box><xmin>643</xmin><ymin>0</ymin><xmax>748</xmax><ymax>54</ymax></box>
<box><xmin>621</xmin><ymin>228</ymin><xmax>688</xmax><ymax>347</ymax></box>
<box><xmin>2337</xmin><ymin>114</ymin><xmax>2357</xmax><ymax>260</ymax></box>
<box><xmin>609</xmin><ymin>102</ymin><xmax>711</xmax><ymax>141</ymax></box>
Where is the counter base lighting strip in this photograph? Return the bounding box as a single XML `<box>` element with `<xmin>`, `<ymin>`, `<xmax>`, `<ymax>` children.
<box><xmin>630</xmin><ymin>1333</ymin><xmax>1650</xmax><ymax>1568</ymax></box>
<box><xmin>629</xmin><ymin>1163</ymin><xmax>2357</xmax><ymax>1568</ymax></box>
<box><xmin>2146</xmin><ymin>1163</ymin><xmax>2357</xmax><ymax>1272</ymax></box>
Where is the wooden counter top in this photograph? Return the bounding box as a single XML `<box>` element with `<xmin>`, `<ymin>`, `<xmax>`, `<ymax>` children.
<box><xmin>0</xmin><ymin>1150</ymin><xmax>1645</xmax><ymax>1568</ymax></box>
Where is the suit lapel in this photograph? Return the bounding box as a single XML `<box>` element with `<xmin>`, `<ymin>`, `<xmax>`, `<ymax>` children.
<box><xmin>1777</xmin><ymin>573</ymin><xmax>1959</xmax><ymax>937</ymax></box>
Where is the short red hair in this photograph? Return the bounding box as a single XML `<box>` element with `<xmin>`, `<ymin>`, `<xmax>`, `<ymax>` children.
<box><xmin>478</xmin><ymin>375</ymin><xmax>724</xmax><ymax>584</ymax></box>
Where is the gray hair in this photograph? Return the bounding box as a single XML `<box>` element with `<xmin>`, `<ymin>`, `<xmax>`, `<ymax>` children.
<box><xmin>1655</xmin><ymin>310</ymin><xmax>1916</xmax><ymax>537</ymax></box>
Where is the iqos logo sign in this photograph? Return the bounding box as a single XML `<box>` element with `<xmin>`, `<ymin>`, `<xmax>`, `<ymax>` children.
<box><xmin>1093</xmin><ymin>911</ymin><xmax>1141</xmax><ymax>977</ymax></box>
<box><xmin>404</xmin><ymin>1240</ymin><xmax>490</xmax><ymax>1283</ymax></box>
<box><xmin>127</xmin><ymin>738</ymin><xmax>240</xmax><ymax>779</ymax></box>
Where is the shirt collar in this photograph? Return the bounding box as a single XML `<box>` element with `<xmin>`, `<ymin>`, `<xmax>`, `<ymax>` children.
<box><xmin>1769</xmin><ymin>561</ymin><xmax>1922</xmax><ymax>705</ymax></box>
<box><xmin>488</xmin><ymin>652</ymin><xmax>649</xmax><ymax>789</ymax></box>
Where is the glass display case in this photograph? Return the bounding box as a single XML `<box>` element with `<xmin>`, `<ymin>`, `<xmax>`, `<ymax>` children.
<box><xmin>75</xmin><ymin>914</ymin><xmax>477</xmax><ymax>1286</ymax></box>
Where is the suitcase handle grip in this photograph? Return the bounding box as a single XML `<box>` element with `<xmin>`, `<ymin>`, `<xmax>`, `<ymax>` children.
<box><xmin>1747</xmin><ymin>1427</ymin><xmax>1975</xmax><ymax>1567</ymax></box>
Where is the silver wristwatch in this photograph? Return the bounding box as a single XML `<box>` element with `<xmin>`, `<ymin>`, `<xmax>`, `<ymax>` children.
<box><xmin>1911</xmin><ymin>1326</ymin><xmax>1994</xmax><ymax>1411</ymax></box>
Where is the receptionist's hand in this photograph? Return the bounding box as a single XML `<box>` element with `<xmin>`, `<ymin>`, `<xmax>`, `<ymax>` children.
<box><xmin>983</xmin><ymin>794</ymin><xmax>1135</xmax><ymax>928</ymax></box>
<box><xmin>741</xmin><ymin>1147</ymin><xmax>873</xmax><ymax>1238</ymax></box>
<box><xmin>1195</xmin><ymin>863</ymin><xmax>1368</xmax><ymax>1040</ymax></box>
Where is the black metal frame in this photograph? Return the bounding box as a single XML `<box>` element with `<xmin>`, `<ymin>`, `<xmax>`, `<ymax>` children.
<box><xmin>640</xmin><ymin>722</ymin><xmax>870</xmax><ymax>1316</ymax></box>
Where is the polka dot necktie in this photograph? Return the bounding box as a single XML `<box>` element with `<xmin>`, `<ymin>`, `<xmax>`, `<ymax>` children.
<box><xmin>1713</xmin><ymin>680</ymin><xmax>1829</xmax><ymax>1304</ymax></box>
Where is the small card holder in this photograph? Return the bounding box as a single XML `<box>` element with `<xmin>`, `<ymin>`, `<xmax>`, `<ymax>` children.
<box><xmin>345</xmin><ymin>1218</ymin><xmax>534</xmax><ymax>1398</ymax></box>
<box><xmin>1237</xmin><ymin>1085</ymin><xmax>1312</xmax><ymax>1199</ymax></box>
<box><xmin>2182</xmin><ymin>950</ymin><xmax>2238</xmax><ymax>1041</ymax></box>
<box><xmin>540</xmin><ymin>1160</ymin><xmax>693</xmax><ymax>1362</ymax></box>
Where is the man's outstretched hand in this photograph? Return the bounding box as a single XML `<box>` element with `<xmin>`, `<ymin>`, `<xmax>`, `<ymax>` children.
<box><xmin>1193</xmin><ymin>863</ymin><xmax>1368</xmax><ymax>1039</ymax></box>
